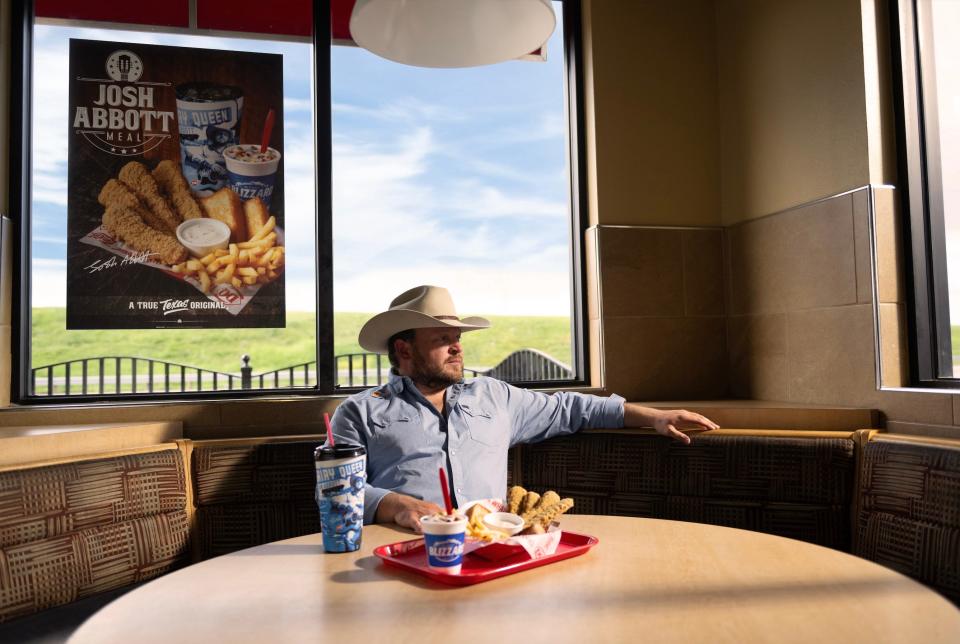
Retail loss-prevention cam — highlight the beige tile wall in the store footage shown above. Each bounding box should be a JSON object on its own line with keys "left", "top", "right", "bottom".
{"left": 594, "top": 225, "right": 727, "bottom": 400}
{"left": 585, "top": 0, "right": 720, "bottom": 227}
{"left": 725, "top": 185, "right": 960, "bottom": 434}
{"left": 716, "top": 0, "right": 872, "bottom": 224}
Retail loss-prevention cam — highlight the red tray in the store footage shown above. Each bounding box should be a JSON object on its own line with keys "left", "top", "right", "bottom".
{"left": 373, "top": 531, "right": 599, "bottom": 586}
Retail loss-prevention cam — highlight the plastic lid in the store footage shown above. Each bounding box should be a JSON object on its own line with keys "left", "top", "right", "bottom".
{"left": 314, "top": 443, "right": 366, "bottom": 460}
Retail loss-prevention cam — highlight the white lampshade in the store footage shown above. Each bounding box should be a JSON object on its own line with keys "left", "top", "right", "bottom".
{"left": 349, "top": 0, "right": 556, "bottom": 68}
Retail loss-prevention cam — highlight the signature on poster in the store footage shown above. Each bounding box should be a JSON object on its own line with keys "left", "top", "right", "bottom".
{"left": 84, "top": 249, "right": 155, "bottom": 274}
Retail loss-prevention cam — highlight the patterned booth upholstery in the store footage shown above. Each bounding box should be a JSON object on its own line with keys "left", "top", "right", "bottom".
{"left": 7, "top": 426, "right": 960, "bottom": 625}
{"left": 517, "top": 430, "right": 857, "bottom": 549}
{"left": 0, "top": 445, "right": 190, "bottom": 623}
{"left": 855, "top": 435, "right": 960, "bottom": 605}
{"left": 190, "top": 437, "right": 322, "bottom": 560}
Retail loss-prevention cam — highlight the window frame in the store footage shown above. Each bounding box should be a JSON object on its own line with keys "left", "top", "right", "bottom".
{"left": 890, "top": 0, "right": 960, "bottom": 388}
{"left": 9, "top": 0, "right": 590, "bottom": 404}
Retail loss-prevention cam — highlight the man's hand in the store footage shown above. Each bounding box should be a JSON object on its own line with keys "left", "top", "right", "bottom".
{"left": 624, "top": 403, "right": 719, "bottom": 445}
{"left": 376, "top": 492, "right": 442, "bottom": 533}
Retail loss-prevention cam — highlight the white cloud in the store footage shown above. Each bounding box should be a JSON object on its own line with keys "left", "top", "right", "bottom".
{"left": 333, "top": 97, "right": 465, "bottom": 124}
{"left": 335, "top": 266, "right": 571, "bottom": 316}
{"left": 284, "top": 97, "right": 313, "bottom": 113}
{"left": 444, "top": 182, "right": 566, "bottom": 220}
{"left": 31, "top": 258, "right": 68, "bottom": 307}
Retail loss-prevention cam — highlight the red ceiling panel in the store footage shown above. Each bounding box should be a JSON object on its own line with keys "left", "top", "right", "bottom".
{"left": 35, "top": 0, "right": 190, "bottom": 27}
{"left": 196, "top": 0, "right": 314, "bottom": 38}
{"left": 36, "top": 0, "right": 350, "bottom": 41}
{"left": 331, "top": 0, "right": 356, "bottom": 41}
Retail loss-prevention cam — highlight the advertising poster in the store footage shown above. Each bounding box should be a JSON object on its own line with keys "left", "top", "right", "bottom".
{"left": 66, "top": 39, "right": 286, "bottom": 329}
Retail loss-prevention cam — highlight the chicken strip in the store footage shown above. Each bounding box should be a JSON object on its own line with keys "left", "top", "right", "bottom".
{"left": 522, "top": 497, "right": 574, "bottom": 529}
{"left": 102, "top": 205, "right": 188, "bottom": 265}
{"left": 519, "top": 491, "right": 541, "bottom": 514}
{"left": 507, "top": 486, "right": 527, "bottom": 514}
{"left": 152, "top": 159, "right": 202, "bottom": 221}
{"left": 98, "top": 179, "right": 172, "bottom": 235}
{"left": 118, "top": 161, "right": 182, "bottom": 235}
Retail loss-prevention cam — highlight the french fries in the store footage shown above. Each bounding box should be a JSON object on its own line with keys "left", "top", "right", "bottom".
{"left": 171, "top": 215, "right": 285, "bottom": 293}
{"left": 464, "top": 503, "right": 498, "bottom": 542}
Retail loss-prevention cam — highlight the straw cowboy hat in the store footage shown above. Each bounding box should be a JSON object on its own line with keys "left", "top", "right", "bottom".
{"left": 358, "top": 285, "right": 491, "bottom": 353}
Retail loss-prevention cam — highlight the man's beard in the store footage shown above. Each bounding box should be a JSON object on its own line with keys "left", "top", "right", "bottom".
{"left": 410, "top": 347, "right": 463, "bottom": 390}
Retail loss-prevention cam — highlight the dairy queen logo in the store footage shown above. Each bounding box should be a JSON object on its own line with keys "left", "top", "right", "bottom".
{"left": 72, "top": 49, "right": 174, "bottom": 157}
{"left": 428, "top": 539, "right": 463, "bottom": 563}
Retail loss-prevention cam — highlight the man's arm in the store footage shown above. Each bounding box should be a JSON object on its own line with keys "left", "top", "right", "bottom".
{"left": 624, "top": 403, "right": 720, "bottom": 444}
{"left": 331, "top": 401, "right": 442, "bottom": 531}
{"left": 330, "top": 402, "right": 399, "bottom": 525}
{"left": 375, "top": 493, "right": 442, "bottom": 533}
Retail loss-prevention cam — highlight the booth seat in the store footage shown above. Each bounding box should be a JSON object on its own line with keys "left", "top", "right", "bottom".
{"left": 854, "top": 434, "right": 960, "bottom": 605}
{"left": 0, "top": 444, "right": 190, "bottom": 624}
{"left": 6, "top": 426, "right": 960, "bottom": 629}
{"left": 518, "top": 429, "right": 859, "bottom": 550}
{"left": 188, "top": 437, "right": 321, "bottom": 560}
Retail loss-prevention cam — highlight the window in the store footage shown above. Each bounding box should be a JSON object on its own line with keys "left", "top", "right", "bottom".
{"left": 891, "top": 0, "right": 960, "bottom": 386}
{"left": 10, "top": 0, "right": 587, "bottom": 402}
{"left": 16, "top": 3, "right": 325, "bottom": 400}
{"left": 331, "top": 0, "right": 586, "bottom": 389}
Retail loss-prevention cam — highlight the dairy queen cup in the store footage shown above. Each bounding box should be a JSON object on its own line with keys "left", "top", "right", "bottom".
{"left": 314, "top": 443, "right": 366, "bottom": 553}
{"left": 175, "top": 82, "right": 243, "bottom": 195}
{"left": 420, "top": 514, "right": 468, "bottom": 574}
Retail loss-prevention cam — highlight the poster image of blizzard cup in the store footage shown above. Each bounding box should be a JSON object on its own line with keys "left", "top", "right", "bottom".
{"left": 65, "top": 38, "right": 286, "bottom": 330}
{"left": 224, "top": 145, "right": 281, "bottom": 209}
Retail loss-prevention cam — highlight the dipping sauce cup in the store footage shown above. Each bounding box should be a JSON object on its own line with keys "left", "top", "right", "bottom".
{"left": 176, "top": 218, "right": 230, "bottom": 257}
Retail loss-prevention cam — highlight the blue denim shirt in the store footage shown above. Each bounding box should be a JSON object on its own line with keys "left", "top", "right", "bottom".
{"left": 331, "top": 374, "right": 625, "bottom": 524}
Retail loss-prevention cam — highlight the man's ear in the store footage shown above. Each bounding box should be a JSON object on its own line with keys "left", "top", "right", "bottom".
{"left": 394, "top": 336, "right": 414, "bottom": 362}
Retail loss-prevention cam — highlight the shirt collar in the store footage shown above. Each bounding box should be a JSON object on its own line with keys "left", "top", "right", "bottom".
{"left": 387, "top": 372, "right": 465, "bottom": 406}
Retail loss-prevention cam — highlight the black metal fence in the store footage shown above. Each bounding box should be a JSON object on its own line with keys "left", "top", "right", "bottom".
{"left": 30, "top": 349, "right": 573, "bottom": 396}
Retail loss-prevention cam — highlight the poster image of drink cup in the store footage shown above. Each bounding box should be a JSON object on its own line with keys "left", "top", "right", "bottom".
{"left": 176, "top": 83, "right": 243, "bottom": 195}
{"left": 66, "top": 39, "right": 286, "bottom": 330}
{"left": 224, "top": 145, "right": 281, "bottom": 209}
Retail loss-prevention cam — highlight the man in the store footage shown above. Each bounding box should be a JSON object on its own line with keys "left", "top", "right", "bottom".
{"left": 331, "top": 285, "right": 719, "bottom": 531}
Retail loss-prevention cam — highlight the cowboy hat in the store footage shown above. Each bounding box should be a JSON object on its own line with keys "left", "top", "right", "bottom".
{"left": 358, "top": 285, "right": 491, "bottom": 353}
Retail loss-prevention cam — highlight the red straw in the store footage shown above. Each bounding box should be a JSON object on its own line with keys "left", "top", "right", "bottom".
{"left": 438, "top": 468, "right": 454, "bottom": 515}
{"left": 323, "top": 412, "right": 335, "bottom": 447}
{"left": 259, "top": 108, "right": 276, "bottom": 154}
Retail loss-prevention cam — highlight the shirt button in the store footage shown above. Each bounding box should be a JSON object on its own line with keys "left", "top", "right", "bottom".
{"left": 450, "top": 449, "right": 456, "bottom": 455}
{"left": 457, "top": 488, "right": 463, "bottom": 493}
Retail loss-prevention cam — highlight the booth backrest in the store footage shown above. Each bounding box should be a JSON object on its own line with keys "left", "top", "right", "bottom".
{"left": 854, "top": 435, "right": 960, "bottom": 605}
{"left": 189, "top": 437, "right": 322, "bottom": 560}
{"left": 0, "top": 444, "right": 190, "bottom": 623}
{"left": 518, "top": 430, "right": 858, "bottom": 549}
{"left": 7, "top": 426, "right": 960, "bottom": 625}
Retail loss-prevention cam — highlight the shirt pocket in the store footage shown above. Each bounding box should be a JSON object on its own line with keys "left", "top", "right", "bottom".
{"left": 461, "top": 404, "right": 504, "bottom": 448}
{"left": 368, "top": 412, "right": 415, "bottom": 447}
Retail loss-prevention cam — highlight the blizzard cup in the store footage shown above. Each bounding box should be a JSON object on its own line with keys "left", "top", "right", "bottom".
{"left": 420, "top": 514, "right": 468, "bottom": 574}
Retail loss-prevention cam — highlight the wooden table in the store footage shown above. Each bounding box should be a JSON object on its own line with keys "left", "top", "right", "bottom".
{"left": 69, "top": 515, "right": 960, "bottom": 643}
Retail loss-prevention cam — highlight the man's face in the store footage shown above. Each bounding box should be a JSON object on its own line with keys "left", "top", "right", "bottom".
{"left": 404, "top": 327, "right": 464, "bottom": 389}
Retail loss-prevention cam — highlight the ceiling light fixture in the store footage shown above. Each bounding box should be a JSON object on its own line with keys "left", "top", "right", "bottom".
{"left": 349, "top": 0, "right": 556, "bottom": 69}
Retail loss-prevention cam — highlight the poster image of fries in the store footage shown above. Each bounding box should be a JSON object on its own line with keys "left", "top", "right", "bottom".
{"left": 79, "top": 221, "right": 285, "bottom": 317}
{"left": 170, "top": 217, "right": 285, "bottom": 293}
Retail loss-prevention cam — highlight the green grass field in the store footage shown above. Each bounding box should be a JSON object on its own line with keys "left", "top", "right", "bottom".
{"left": 30, "top": 308, "right": 571, "bottom": 375}
{"left": 954, "top": 325, "right": 960, "bottom": 372}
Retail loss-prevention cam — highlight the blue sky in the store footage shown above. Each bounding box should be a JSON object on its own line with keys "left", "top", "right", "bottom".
{"left": 31, "top": 5, "right": 573, "bottom": 317}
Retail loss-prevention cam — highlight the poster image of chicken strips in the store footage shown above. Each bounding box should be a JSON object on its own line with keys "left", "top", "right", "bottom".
{"left": 66, "top": 39, "right": 285, "bottom": 329}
